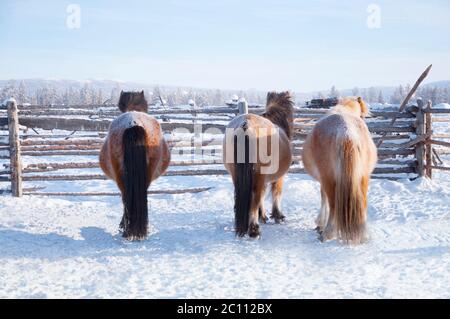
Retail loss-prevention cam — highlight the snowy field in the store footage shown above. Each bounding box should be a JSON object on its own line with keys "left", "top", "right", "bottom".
{"left": 0, "top": 171, "right": 449, "bottom": 298}
{"left": 0, "top": 104, "right": 449, "bottom": 299}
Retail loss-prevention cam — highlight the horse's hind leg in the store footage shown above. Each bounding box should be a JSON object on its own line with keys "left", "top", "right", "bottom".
{"left": 315, "top": 187, "right": 329, "bottom": 233}
{"left": 258, "top": 187, "right": 268, "bottom": 223}
{"left": 249, "top": 176, "right": 265, "bottom": 238}
{"left": 319, "top": 180, "right": 337, "bottom": 242}
{"left": 259, "top": 206, "right": 268, "bottom": 223}
{"left": 270, "top": 178, "right": 285, "bottom": 223}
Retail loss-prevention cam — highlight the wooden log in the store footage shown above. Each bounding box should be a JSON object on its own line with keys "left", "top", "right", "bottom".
{"left": 373, "top": 166, "right": 415, "bottom": 174}
{"left": 422, "top": 108, "right": 450, "bottom": 114}
{"left": 378, "top": 159, "right": 417, "bottom": 167}
{"left": 381, "top": 134, "right": 430, "bottom": 149}
{"left": 23, "top": 187, "right": 213, "bottom": 196}
{"left": 294, "top": 123, "right": 415, "bottom": 133}
{"left": 432, "top": 134, "right": 450, "bottom": 139}
{"left": 19, "top": 161, "right": 416, "bottom": 181}
{"left": 7, "top": 99, "right": 22, "bottom": 197}
{"left": 23, "top": 161, "right": 100, "bottom": 172}
{"left": 20, "top": 145, "right": 416, "bottom": 158}
{"left": 22, "top": 150, "right": 100, "bottom": 156}
{"left": 370, "top": 111, "right": 415, "bottom": 119}
{"left": 22, "top": 174, "right": 107, "bottom": 181}
{"left": 372, "top": 134, "right": 411, "bottom": 141}
{"left": 427, "top": 165, "right": 450, "bottom": 171}
{"left": 377, "top": 64, "right": 432, "bottom": 147}
{"left": 21, "top": 138, "right": 104, "bottom": 146}
{"left": 427, "top": 139, "right": 450, "bottom": 148}
{"left": 430, "top": 117, "right": 450, "bottom": 123}
{"left": 377, "top": 148, "right": 415, "bottom": 156}
{"left": 17, "top": 104, "right": 117, "bottom": 110}
{"left": 14, "top": 105, "right": 417, "bottom": 119}
{"left": 432, "top": 147, "right": 443, "bottom": 165}
{"left": 21, "top": 133, "right": 107, "bottom": 139}
{"left": 21, "top": 144, "right": 102, "bottom": 152}
{"left": 159, "top": 115, "right": 233, "bottom": 121}
{"left": 370, "top": 176, "right": 404, "bottom": 181}
{"left": 19, "top": 117, "right": 112, "bottom": 131}
{"left": 21, "top": 159, "right": 224, "bottom": 173}
{"left": 425, "top": 101, "right": 432, "bottom": 178}
{"left": 17, "top": 110, "right": 121, "bottom": 117}
{"left": 415, "top": 103, "right": 425, "bottom": 177}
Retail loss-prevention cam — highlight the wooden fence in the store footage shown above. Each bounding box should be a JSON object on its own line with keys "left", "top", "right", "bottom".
{"left": 0, "top": 98, "right": 449, "bottom": 197}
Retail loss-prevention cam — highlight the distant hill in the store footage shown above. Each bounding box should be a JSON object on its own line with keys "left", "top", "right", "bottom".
{"left": 423, "top": 80, "right": 450, "bottom": 89}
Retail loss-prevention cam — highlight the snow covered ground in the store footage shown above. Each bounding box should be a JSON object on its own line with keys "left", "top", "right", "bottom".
{"left": 0, "top": 170, "right": 449, "bottom": 298}
{"left": 0, "top": 104, "right": 449, "bottom": 299}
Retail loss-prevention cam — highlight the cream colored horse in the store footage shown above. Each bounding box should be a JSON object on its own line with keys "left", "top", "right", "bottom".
{"left": 302, "top": 97, "right": 377, "bottom": 244}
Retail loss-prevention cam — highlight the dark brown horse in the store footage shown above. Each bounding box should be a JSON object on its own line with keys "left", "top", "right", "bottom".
{"left": 100, "top": 91, "right": 170, "bottom": 240}
{"left": 223, "top": 92, "right": 294, "bottom": 238}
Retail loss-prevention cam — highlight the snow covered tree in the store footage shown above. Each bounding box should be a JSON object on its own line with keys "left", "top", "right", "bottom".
{"left": 316, "top": 91, "right": 325, "bottom": 99}
{"left": 367, "top": 87, "right": 377, "bottom": 103}
{"left": 0, "top": 80, "right": 17, "bottom": 103}
{"left": 329, "top": 86, "right": 339, "bottom": 98}
{"left": 17, "top": 81, "right": 27, "bottom": 104}
{"left": 377, "top": 90, "right": 384, "bottom": 104}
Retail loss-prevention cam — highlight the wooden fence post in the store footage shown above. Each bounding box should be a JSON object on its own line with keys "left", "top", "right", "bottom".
{"left": 415, "top": 99, "right": 425, "bottom": 177}
{"left": 238, "top": 98, "right": 248, "bottom": 115}
{"left": 7, "top": 98, "right": 23, "bottom": 197}
{"left": 425, "top": 100, "right": 433, "bottom": 179}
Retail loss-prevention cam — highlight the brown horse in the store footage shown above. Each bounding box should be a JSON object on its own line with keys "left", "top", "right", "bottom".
{"left": 100, "top": 91, "right": 170, "bottom": 240}
{"left": 302, "top": 97, "right": 377, "bottom": 244}
{"left": 223, "top": 92, "right": 294, "bottom": 238}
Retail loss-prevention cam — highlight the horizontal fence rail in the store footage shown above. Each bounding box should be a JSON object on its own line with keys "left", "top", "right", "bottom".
{"left": 0, "top": 99, "right": 449, "bottom": 197}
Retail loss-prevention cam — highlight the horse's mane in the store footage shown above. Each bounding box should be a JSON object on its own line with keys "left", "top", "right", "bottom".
{"left": 329, "top": 97, "right": 370, "bottom": 118}
{"left": 262, "top": 91, "right": 295, "bottom": 140}
{"left": 118, "top": 91, "right": 148, "bottom": 113}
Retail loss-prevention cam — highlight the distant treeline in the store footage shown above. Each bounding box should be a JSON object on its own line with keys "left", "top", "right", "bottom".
{"left": 1, "top": 80, "right": 449, "bottom": 107}
{"left": 314, "top": 85, "right": 450, "bottom": 105}
{"left": 0, "top": 81, "right": 267, "bottom": 107}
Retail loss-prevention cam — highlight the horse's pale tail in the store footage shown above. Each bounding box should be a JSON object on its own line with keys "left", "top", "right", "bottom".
{"left": 335, "top": 139, "right": 367, "bottom": 244}
{"left": 233, "top": 134, "right": 254, "bottom": 237}
{"left": 122, "top": 126, "right": 149, "bottom": 240}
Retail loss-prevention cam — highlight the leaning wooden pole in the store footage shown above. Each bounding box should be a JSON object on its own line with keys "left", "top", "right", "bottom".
{"left": 377, "top": 64, "right": 432, "bottom": 147}
{"left": 7, "top": 99, "right": 23, "bottom": 197}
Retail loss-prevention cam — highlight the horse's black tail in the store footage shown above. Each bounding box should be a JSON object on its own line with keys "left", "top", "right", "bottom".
{"left": 122, "top": 126, "right": 149, "bottom": 240}
{"left": 233, "top": 134, "right": 254, "bottom": 237}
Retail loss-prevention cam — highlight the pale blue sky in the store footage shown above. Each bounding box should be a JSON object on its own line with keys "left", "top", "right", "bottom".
{"left": 1, "top": 0, "right": 449, "bottom": 91}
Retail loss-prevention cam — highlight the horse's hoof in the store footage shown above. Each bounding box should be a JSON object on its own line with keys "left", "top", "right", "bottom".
{"left": 249, "top": 224, "right": 261, "bottom": 238}
{"left": 271, "top": 215, "right": 285, "bottom": 224}
{"left": 318, "top": 233, "right": 326, "bottom": 243}
{"left": 314, "top": 226, "right": 323, "bottom": 235}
